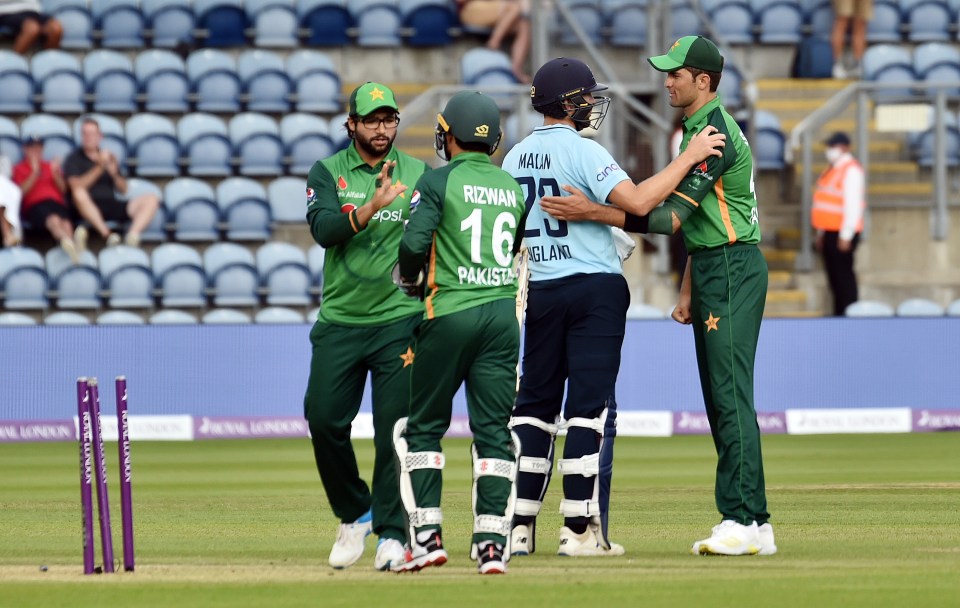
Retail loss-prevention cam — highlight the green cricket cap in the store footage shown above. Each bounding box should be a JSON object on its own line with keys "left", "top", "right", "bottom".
{"left": 348, "top": 82, "right": 399, "bottom": 116}
{"left": 648, "top": 36, "right": 724, "bottom": 73}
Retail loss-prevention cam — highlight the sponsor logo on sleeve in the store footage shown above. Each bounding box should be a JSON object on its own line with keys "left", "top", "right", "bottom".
{"left": 409, "top": 190, "right": 421, "bottom": 212}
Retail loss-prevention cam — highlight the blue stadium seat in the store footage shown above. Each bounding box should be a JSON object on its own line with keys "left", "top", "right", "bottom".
{"left": 125, "top": 178, "right": 166, "bottom": 241}
{"left": 947, "top": 297, "right": 960, "bottom": 317}
{"left": 255, "top": 306, "right": 305, "bottom": 323}
{"left": 461, "top": 48, "right": 518, "bottom": 110}
{"left": 0, "top": 312, "right": 37, "bottom": 325}
{"left": 0, "top": 116, "right": 22, "bottom": 164}
{"left": 151, "top": 243, "right": 207, "bottom": 308}
{"left": 98, "top": 245, "right": 153, "bottom": 308}
{"left": 626, "top": 303, "right": 666, "bottom": 319}
{"left": 91, "top": 0, "right": 146, "bottom": 48}
{"left": 73, "top": 113, "right": 126, "bottom": 169}
{"left": 216, "top": 177, "right": 272, "bottom": 241}
{"left": 702, "top": 0, "right": 754, "bottom": 44}
{"left": 503, "top": 108, "right": 539, "bottom": 151}
{"left": 297, "top": 0, "right": 354, "bottom": 46}
{"left": 281, "top": 113, "right": 333, "bottom": 176}
{"left": 399, "top": 0, "right": 457, "bottom": 46}
{"left": 126, "top": 113, "right": 180, "bottom": 177}
{"left": 31, "top": 49, "right": 85, "bottom": 114}
{"left": 862, "top": 44, "right": 916, "bottom": 101}
{"left": 866, "top": 0, "right": 904, "bottom": 43}
{"left": 800, "top": 0, "right": 833, "bottom": 38}
{"left": 751, "top": 110, "right": 787, "bottom": 170}
{"left": 142, "top": 0, "right": 194, "bottom": 47}
{"left": 149, "top": 309, "right": 198, "bottom": 324}
{"left": 203, "top": 242, "right": 259, "bottom": 307}
{"left": 194, "top": 0, "right": 249, "bottom": 47}
{"left": 268, "top": 176, "right": 308, "bottom": 222}
{"left": 202, "top": 308, "right": 252, "bottom": 324}
{"left": 247, "top": 0, "right": 299, "bottom": 47}
{"left": 903, "top": 0, "right": 952, "bottom": 42}
{"left": 44, "top": 310, "right": 91, "bottom": 324}
{"left": 187, "top": 49, "right": 242, "bottom": 113}
{"left": 670, "top": 1, "right": 701, "bottom": 39}
{"left": 602, "top": 0, "right": 647, "bottom": 47}
{"left": 238, "top": 50, "right": 292, "bottom": 113}
{"left": 0, "top": 51, "right": 34, "bottom": 113}
{"left": 46, "top": 248, "right": 101, "bottom": 309}
{"left": 0, "top": 247, "right": 49, "bottom": 309}
{"left": 83, "top": 49, "right": 137, "bottom": 113}
{"left": 136, "top": 50, "right": 190, "bottom": 113}
{"left": 286, "top": 50, "right": 341, "bottom": 113}
{"left": 229, "top": 113, "right": 283, "bottom": 177}
{"left": 256, "top": 242, "right": 311, "bottom": 306}
{"left": 164, "top": 177, "right": 220, "bottom": 241}
{"left": 753, "top": 0, "right": 804, "bottom": 44}
{"left": 556, "top": 0, "right": 603, "bottom": 46}
{"left": 307, "top": 243, "right": 325, "bottom": 297}
{"left": 718, "top": 62, "right": 745, "bottom": 109}
{"left": 329, "top": 112, "right": 350, "bottom": 150}
{"left": 177, "top": 113, "right": 232, "bottom": 177}
{"left": 896, "top": 297, "right": 945, "bottom": 316}
{"left": 96, "top": 310, "right": 145, "bottom": 324}
{"left": 20, "top": 114, "right": 73, "bottom": 161}
{"left": 45, "top": 0, "right": 94, "bottom": 49}
{"left": 845, "top": 300, "right": 894, "bottom": 317}
{"left": 913, "top": 42, "right": 960, "bottom": 97}
{"left": 915, "top": 126, "right": 960, "bottom": 167}
{"left": 350, "top": 0, "right": 402, "bottom": 46}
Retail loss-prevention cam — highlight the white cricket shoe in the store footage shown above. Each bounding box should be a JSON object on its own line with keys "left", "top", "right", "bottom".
{"left": 374, "top": 538, "right": 406, "bottom": 571}
{"left": 328, "top": 512, "right": 372, "bottom": 569}
{"left": 510, "top": 524, "right": 533, "bottom": 556}
{"left": 758, "top": 523, "right": 778, "bottom": 555}
{"left": 691, "top": 520, "right": 760, "bottom": 556}
{"left": 558, "top": 525, "right": 625, "bottom": 557}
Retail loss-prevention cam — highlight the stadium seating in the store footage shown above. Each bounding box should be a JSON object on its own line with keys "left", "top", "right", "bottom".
{"left": 399, "top": 0, "right": 458, "bottom": 46}
{"left": 255, "top": 306, "right": 305, "bottom": 323}
{"left": 126, "top": 113, "right": 179, "bottom": 177}
{"left": 626, "top": 303, "right": 666, "bottom": 319}
{"left": 164, "top": 177, "right": 220, "bottom": 241}
{"left": 202, "top": 308, "right": 252, "bottom": 323}
{"left": 802, "top": 0, "right": 834, "bottom": 39}
{"left": 149, "top": 309, "right": 199, "bottom": 324}
{"left": 46, "top": 248, "right": 101, "bottom": 309}
{"left": 32, "top": 50, "right": 85, "bottom": 114}
{"left": 216, "top": 177, "right": 272, "bottom": 240}
{"left": 92, "top": 0, "right": 146, "bottom": 48}
{"left": 702, "top": 0, "right": 754, "bottom": 44}
{"left": 286, "top": 50, "right": 341, "bottom": 113}
{"left": 670, "top": 1, "right": 701, "bottom": 39}
{"left": 329, "top": 112, "right": 350, "bottom": 150}
{"left": 297, "top": 0, "right": 354, "bottom": 46}
{"left": 0, "top": 116, "right": 22, "bottom": 164}
{"left": 177, "top": 113, "right": 232, "bottom": 177}
{"left": 752, "top": 110, "right": 787, "bottom": 170}
{"left": 247, "top": 0, "right": 299, "bottom": 47}
{"left": 97, "top": 310, "right": 145, "bottom": 324}
{"left": 0, "top": 248, "right": 49, "bottom": 310}
{"left": 136, "top": 49, "right": 190, "bottom": 113}
{"left": 238, "top": 50, "right": 292, "bottom": 113}
{"left": 229, "top": 113, "right": 284, "bottom": 176}
{"left": 753, "top": 0, "right": 804, "bottom": 44}
{"left": 845, "top": 300, "right": 895, "bottom": 317}
{"left": 99, "top": 245, "right": 154, "bottom": 308}
{"left": 46, "top": 0, "right": 94, "bottom": 49}
{"left": 461, "top": 48, "right": 520, "bottom": 110}
{"left": 44, "top": 310, "right": 91, "bottom": 325}
{"left": 20, "top": 114, "right": 73, "bottom": 161}
{"left": 867, "top": 0, "right": 904, "bottom": 43}
{"left": 556, "top": 0, "right": 604, "bottom": 46}
{"left": 0, "top": 52, "right": 34, "bottom": 114}
{"left": 0, "top": 312, "right": 37, "bottom": 325}
{"left": 947, "top": 298, "right": 960, "bottom": 317}
{"left": 256, "top": 242, "right": 311, "bottom": 306}
{"left": 913, "top": 42, "right": 960, "bottom": 97}
{"left": 194, "top": 0, "right": 249, "bottom": 47}
{"left": 281, "top": 113, "right": 333, "bottom": 175}
{"left": 268, "top": 176, "right": 308, "bottom": 222}
{"left": 151, "top": 243, "right": 207, "bottom": 308}
{"left": 187, "top": 49, "right": 242, "bottom": 113}
{"left": 203, "top": 242, "right": 259, "bottom": 307}
{"left": 603, "top": 0, "right": 647, "bottom": 47}
{"left": 896, "top": 297, "right": 945, "bottom": 316}
{"left": 862, "top": 44, "right": 916, "bottom": 101}
{"left": 142, "top": 0, "right": 195, "bottom": 48}
{"left": 718, "top": 63, "right": 745, "bottom": 109}
{"left": 307, "top": 243, "right": 324, "bottom": 298}
{"left": 904, "top": 0, "right": 953, "bottom": 42}
{"left": 125, "top": 178, "right": 167, "bottom": 241}
{"left": 350, "top": 0, "right": 402, "bottom": 46}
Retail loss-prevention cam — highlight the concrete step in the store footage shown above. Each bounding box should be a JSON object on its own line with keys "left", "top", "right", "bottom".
{"left": 768, "top": 269, "right": 795, "bottom": 289}
{"left": 765, "top": 288, "right": 808, "bottom": 315}
{"left": 775, "top": 226, "right": 801, "bottom": 250}
{"left": 766, "top": 309, "right": 826, "bottom": 318}
{"left": 762, "top": 247, "right": 797, "bottom": 270}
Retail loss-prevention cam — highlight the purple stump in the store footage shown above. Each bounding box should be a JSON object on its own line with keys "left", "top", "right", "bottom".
{"left": 115, "top": 376, "right": 134, "bottom": 572}
{"left": 77, "top": 378, "right": 95, "bottom": 575}
{"left": 87, "top": 378, "right": 115, "bottom": 573}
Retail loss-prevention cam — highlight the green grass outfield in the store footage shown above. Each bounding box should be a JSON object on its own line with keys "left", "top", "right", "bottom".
{"left": 1, "top": 433, "right": 958, "bottom": 607}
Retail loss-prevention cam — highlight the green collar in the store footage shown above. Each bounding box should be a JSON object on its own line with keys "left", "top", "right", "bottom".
{"left": 449, "top": 151, "right": 491, "bottom": 165}
{"left": 345, "top": 142, "right": 398, "bottom": 171}
{"left": 682, "top": 95, "right": 722, "bottom": 131}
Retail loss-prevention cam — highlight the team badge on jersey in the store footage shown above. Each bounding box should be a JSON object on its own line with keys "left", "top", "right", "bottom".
{"left": 409, "top": 190, "right": 421, "bottom": 212}
{"left": 337, "top": 175, "right": 348, "bottom": 190}
{"left": 306, "top": 187, "right": 317, "bottom": 205}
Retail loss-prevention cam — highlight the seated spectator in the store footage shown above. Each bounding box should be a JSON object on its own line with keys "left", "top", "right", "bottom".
{"left": 63, "top": 117, "right": 160, "bottom": 248}
{"left": 12, "top": 135, "right": 81, "bottom": 259}
{"left": 0, "top": 154, "right": 22, "bottom": 247}
{"left": 457, "top": 0, "right": 531, "bottom": 83}
{"left": 0, "top": 0, "right": 63, "bottom": 55}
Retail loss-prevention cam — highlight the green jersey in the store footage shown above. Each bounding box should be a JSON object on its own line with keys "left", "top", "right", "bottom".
{"left": 306, "top": 143, "right": 429, "bottom": 326}
{"left": 398, "top": 152, "right": 525, "bottom": 320}
{"left": 666, "top": 96, "right": 761, "bottom": 252}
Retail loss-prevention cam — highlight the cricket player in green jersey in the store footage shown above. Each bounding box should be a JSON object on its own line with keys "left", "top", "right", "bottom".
{"left": 539, "top": 37, "right": 776, "bottom": 557}
{"left": 390, "top": 91, "right": 525, "bottom": 575}
{"left": 303, "top": 82, "right": 429, "bottom": 571}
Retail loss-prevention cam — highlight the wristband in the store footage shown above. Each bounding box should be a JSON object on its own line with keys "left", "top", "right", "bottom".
{"left": 622, "top": 213, "right": 649, "bottom": 234}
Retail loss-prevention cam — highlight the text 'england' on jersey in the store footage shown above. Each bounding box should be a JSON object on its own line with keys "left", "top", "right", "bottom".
{"left": 502, "top": 125, "right": 630, "bottom": 281}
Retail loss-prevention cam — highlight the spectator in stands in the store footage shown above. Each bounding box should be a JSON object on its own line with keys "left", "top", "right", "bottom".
{"left": 0, "top": 0, "right": 63, "bottom": 54}
{"left": 457, "top": 0, "right": 532, "bottom": 83}
{"left": 63, "top": 117, "right": 160, "bottom": 248}
{"left": 12, "top": 135, "right": 84, "bottom": 261}
{"left": 0, "top": 154, "right": 22, "bottom": 248}
{"left": 812, "top": 131, "right": 865, "bottom": 316}
{"left": 830, "top": 0, "right": 872, "bottom": 79}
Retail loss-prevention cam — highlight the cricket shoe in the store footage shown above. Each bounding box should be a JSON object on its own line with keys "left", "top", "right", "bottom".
{"left": 510, "top": 523, "right": 534, "bottom": 556}
{"left": 758, "top": 523, "right": 778, "bottom": 556}
{"left": 558, "top": 525, "right": 625, "bottom": 557}
{"left": 374, "top": 538, "right": 406, "bottom": 571}
{"left": 328, "top": 510, "right": 372, "bottom": 569}
{"left": 691, "top": 520, "right": 760, "bottom": 556}
{"left": 476, "top": 541, "right": 507, "bottom": 575}
{"left": 390, "top": 531, "right": 447, "bottom": 573}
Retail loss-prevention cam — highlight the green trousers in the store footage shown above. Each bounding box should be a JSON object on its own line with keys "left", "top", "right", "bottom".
{"left": 406, "top": 299, "right": 519, "bottom": 545}
{"left": 304, "top": 313, "right": 420, "bottom": 542}
{"left": 689, "top": 243, "right": 770, "bottom": 526}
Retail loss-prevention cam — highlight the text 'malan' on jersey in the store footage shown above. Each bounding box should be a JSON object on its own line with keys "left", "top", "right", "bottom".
{"left": 502, "top": 124, "right": 630, "bottom": 281}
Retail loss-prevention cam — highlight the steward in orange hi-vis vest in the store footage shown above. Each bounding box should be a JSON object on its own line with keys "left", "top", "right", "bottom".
{"left": 812, "top": 157, "right": 864, "bottom": 233}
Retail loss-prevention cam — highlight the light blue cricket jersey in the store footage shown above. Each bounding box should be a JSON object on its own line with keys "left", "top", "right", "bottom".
{"left": 502, "top": 124, "right": 630, "bottom": 281}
